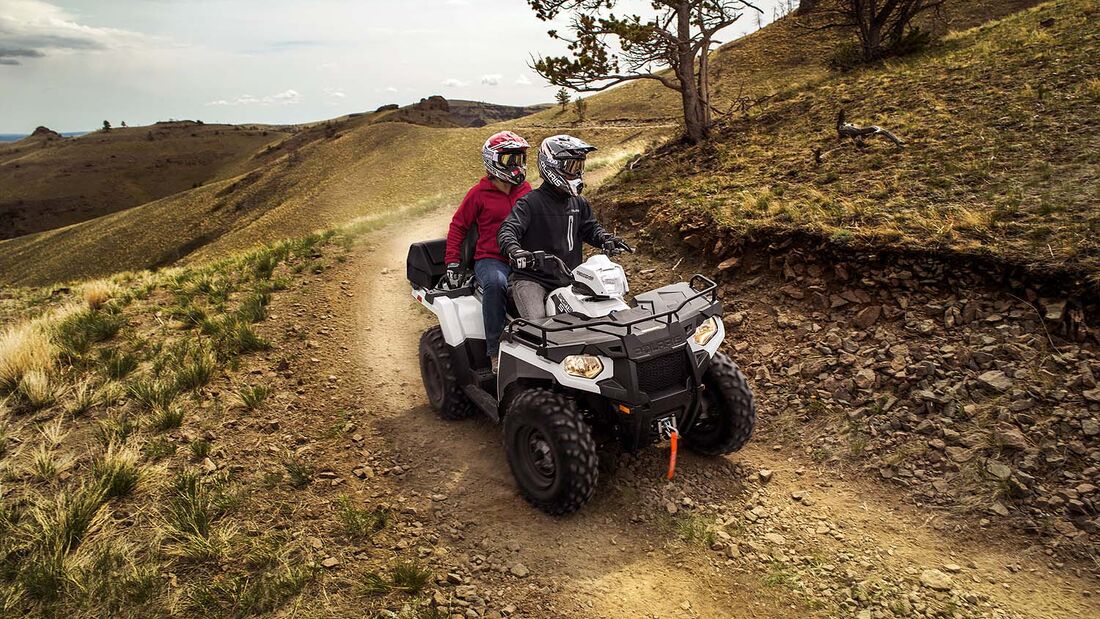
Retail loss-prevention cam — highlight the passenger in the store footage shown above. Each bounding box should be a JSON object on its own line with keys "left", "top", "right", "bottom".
{"left": 443, "top": 131, "right": 532, "bottom": 372}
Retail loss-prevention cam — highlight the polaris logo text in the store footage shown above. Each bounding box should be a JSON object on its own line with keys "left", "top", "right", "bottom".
{"left": 635, "top": 337, "right": 682, "bottom": 356}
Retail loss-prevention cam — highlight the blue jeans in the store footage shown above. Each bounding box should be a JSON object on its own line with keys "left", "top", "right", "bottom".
{"left": 474, "top": 259, "right": 510, "bottom": 358}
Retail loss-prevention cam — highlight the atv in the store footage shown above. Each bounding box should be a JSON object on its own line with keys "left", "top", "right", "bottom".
{"left": 407, "top": 238, "right": 755, "bottom": 515}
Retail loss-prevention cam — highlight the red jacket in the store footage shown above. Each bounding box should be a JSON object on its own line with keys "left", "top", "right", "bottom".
{"left": 445, "top": 177, "right": 531, "bottom": 265}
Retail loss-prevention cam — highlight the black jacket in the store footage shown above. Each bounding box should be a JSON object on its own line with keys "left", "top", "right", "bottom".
{"left": 498, "top": 183, "right": 615, "bottom": 289}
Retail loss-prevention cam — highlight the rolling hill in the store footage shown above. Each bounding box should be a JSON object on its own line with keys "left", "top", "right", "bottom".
{"left": 0, "top": 122, "right": 290, "bottom": 239}
{"left": 0, "top": 0, "right": 1055, "bottom": 288}
{"left": 0, "top": 120, "right": 658, "bottom": 287}
{"left": 597, "top": 0, "right": 1098, "bottom": 283}
{"left": 0, "top": 99, "right": 546, "bottom": 246}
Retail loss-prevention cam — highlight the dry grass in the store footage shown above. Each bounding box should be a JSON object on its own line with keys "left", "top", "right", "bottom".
{"left": 0, "top": 226, "right": 354, "bottom": 617}
{"left": 0, "top": 322, "right": 55, "bottom": 391}
{"left": 18, "top": 370, "right": 56, "bottom": 410}
{"left": 0, "top": 122, "right": 292, "bottom": 241}
{"left": 0, "top": 121, "right": 656, "bottom": 288}
{"left": 80, "top": 280, "right": 117, "bottom": 310}
{"left": 66, "top": 379, "right": 101, "bottom": 417}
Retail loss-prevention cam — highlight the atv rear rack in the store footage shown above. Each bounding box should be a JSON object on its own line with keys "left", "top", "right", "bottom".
{"left": 504, "top": 274, "right": 719, "bottom": 352}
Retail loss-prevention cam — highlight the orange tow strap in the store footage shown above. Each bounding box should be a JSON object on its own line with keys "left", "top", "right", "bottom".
{"left": 667, "top": 431, "right": 679, "bottom": 479}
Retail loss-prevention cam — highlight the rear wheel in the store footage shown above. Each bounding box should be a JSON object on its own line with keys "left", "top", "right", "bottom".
{"left": 682, "top": 352, "right": 755, "bottom": 455}
{"left": 418, "top": 327, "right": 475, "bottom": 420}
{"left": 504, "top": 389, "right": 598, "bottom": 515}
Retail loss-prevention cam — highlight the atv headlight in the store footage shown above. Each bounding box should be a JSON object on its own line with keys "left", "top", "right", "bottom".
{"left": 692, "top": 316, "right": 720, "bottom": 347}
{"left": 562, "top": 354, "right": 603, "bottom": 379}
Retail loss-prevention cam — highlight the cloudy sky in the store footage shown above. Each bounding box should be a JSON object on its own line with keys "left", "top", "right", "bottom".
{"left": 0, "top": 0, "right": 788, "bottom": 133}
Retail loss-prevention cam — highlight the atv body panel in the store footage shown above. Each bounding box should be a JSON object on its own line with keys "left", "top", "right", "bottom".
{"left": 407, "top": 238, "right": 753, "bottom": 513}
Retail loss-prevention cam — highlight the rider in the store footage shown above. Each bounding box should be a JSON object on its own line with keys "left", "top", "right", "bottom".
{"left": 443, "top": 131, "right": 532, "bottom": 371}
{"left": 497, "top": 134, "right": 631, "bottom": 320}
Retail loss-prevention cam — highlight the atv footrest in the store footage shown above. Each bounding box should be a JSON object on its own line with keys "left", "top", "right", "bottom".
{"left": 462, "top": 384, "right": 499, "bottom": 422}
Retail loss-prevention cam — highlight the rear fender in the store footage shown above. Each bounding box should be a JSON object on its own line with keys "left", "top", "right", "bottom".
{"left": 412, "top": 287, "right": 485, "bottom": 346}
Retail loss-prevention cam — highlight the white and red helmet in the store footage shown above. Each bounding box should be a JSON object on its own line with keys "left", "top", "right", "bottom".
{"left": 482, "top": 131, "right": 530, "bottom": 185}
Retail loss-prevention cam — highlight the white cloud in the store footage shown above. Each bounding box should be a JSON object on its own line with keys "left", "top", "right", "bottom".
{"left": 385, "top": 86, "right": 398, "bottom": 93}
{"left": 206, "top": 89, "right": 301, "bottom": 106}
{"left": 515, "top": 74, "right": 532, "bottom": 86}
{"left": 480, "top": 73, "right": 502, "bottom": 86}
{"left": 324, "top": 87, "right": 346, "bottom": 99}
{"left": 0, "top": 0, "right": 152, "bottom": 65}
{"left": 444, "top": 0, "right": 470, "bottom": 6}
{"left": 441, "top": 78, "right": 467, "bottom": 88}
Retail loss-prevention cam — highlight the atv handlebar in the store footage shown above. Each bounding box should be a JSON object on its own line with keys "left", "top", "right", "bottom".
{"left": 524, "top": 251, "right": 570, "bottom": 276}
{"left": 516, "top": 245, "right": 628, "bottom": 277}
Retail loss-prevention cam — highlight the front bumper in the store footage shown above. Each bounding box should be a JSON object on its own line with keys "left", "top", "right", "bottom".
{"left": 598, "top": 346, "right": 715, "bottom": 450}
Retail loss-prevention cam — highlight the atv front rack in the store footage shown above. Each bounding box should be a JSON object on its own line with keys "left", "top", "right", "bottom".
{"left": 504, "top": 274, "right": 719, "bottom": 354}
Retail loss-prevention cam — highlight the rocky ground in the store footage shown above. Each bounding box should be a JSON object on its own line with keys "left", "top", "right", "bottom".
{"left": 624, "top": 241, "right": 1100, "bottom": 560}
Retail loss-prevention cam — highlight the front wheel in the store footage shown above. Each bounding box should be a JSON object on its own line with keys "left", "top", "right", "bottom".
{"left": 503, "top": 389, "right": 598, "bottom": 515}
{"left": 682, "top": 352, "right": 755, "bottom": 455}
{"left": 419, "top": 327, "right": 475, "bottom": 420}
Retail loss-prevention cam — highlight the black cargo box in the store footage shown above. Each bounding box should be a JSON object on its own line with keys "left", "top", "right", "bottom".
{"left": 407, "top": 239, "right": 447, "bottom": 289}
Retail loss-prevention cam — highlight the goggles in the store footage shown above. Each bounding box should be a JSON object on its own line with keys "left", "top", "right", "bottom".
{"left": 498, "top": 152, "right": 527, "bottom": 167}
{"left": 559, "top": 157, "right": 585, "bottom": 175}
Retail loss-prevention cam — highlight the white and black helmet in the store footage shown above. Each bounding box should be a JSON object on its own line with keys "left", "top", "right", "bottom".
{"left": 537, "top": 134, "right": 597, "bottom": 196}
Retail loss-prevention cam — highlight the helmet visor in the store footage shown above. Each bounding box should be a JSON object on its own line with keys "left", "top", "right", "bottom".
{"left": 560, "top": 157, "right": 585, "bottom": 175}
{"left": 498, "top": 152, "right": 526, "bottom": 167}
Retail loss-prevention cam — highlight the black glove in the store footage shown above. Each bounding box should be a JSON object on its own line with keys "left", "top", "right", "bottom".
{"left": 443, "top": 263, "right": 465, "bottom": 289}
{"left": 508, "top": 248, "right": 536, "bottom": 270}
{"left": 603, "top": 238, "right": 634, "bottom": 255}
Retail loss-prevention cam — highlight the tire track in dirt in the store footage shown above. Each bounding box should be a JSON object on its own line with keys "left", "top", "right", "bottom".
{"left": 331, "top": 207, "right": 1100, "bottom": 618}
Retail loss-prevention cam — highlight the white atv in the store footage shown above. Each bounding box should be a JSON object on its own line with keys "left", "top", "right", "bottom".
{"left": 407, "top": 239, "right": 755, "bottom": 515}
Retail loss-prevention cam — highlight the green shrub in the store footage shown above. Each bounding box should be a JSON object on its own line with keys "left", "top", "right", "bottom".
{"left": 281, "top": 452, "right": 312, "bottom": 488}
{"left": 237, "top": 385, "right": 270, "bottom": 411}
{"left": 174, "top": 347, "right": 216, "bottom": 391}
{"left": 95, "top": 413, "right": 140, "bottom": 446}
{"left": 91, "top": 443, "right": 144, "bottom": 498}
{"left": 151, "top": 405, "right": 185, "bottom": 431}
{"left": 362, "top": 560, "right": 431, "bottom": 596}
{"left": 142, "top": 437, "right": 177, "bottom": 460}
{"left": 164, "top": 470, "right": 233, "bottom": 539}
{"left": 53, "top": 309, "right": 125, "bottom": 358}
{"left": 128, "top": 378, "right": 177, "bottom": 410}
{"left": 99, "top": 348, "right": 138, "bottom": 380}
{"left": 337, "top": 496, "right": 389, "bottom": 539}
{"left": 189, "top": 439, "right": 211, "bottom": 461}
{"left": 238, "top": 292, "right": 271, "bottom": 323}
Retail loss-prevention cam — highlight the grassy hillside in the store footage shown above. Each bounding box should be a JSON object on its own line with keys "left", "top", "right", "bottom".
{"left": 0, "top": 123, "right": 290, "bottom": 240}
{"left": 599, "top": 0, "right": 1099, "bottom": 281}
{"left": 0, "top": 229, "right": 373, "bottom": 617}
{"left": 0, "top": 100, "right": 544, "bottom": 246}
{"left": 520, "top": 0, "right": 1042, "bottom": 128}
{"left": 0, "top": 121, "right": 659, "bottom": 287}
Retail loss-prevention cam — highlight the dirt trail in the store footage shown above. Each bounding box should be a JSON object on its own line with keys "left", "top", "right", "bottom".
{"left": 319, "top": 206, "right": 1100, "bottom": 618}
